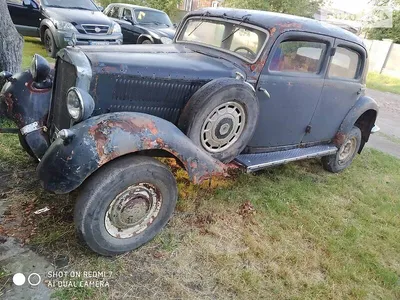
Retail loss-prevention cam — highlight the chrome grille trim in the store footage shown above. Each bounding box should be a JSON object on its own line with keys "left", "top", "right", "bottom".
{"left": 81, "top": 24, "right": 110, "bottom": 35}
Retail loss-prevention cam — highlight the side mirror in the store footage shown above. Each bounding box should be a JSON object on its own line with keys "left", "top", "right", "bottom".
{"left": 23, "top": 0, "right": 33, "bottom": 7}
{"left": 123, "top": 16, "right": 134, "bottom": 24}
{"left": 98, "top": 6, "right": 104, "bottom": 12}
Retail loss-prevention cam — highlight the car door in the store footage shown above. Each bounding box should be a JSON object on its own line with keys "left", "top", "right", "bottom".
{"left": 119, "top": 8, "right": 139, "bottom": 44}
{"left": 7, "top": 0, "right": 42, "bottom": 37}
{"left": 248, "top": 32, "right": 334, "bottom": 149}
{"left": 302, "top": 39, "right": 366, "bottom": 143}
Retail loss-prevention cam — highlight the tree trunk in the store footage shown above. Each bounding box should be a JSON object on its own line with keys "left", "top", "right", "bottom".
{"left": 0, "top": 0, "right": 23, "bottom": 89}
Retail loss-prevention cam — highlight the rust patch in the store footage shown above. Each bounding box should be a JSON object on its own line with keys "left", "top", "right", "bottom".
{"left": 333, "top": 132, "right": 346, "bottom": 146}
{"left": 4, "top": 93, "right": 13, "bottom": 115}
{"left": 88, "top": 118, "right": 160, "bottom": 165}
{"left": 279, "top": 22, "right": 303, "bottom": 29}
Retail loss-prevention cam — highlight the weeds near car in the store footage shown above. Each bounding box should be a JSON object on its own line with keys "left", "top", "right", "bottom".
{"left": 367, "top": 72, "right": 400, "bottom": 95}
{"left": 0, "top": 126, "right": 399, "bottom": 299}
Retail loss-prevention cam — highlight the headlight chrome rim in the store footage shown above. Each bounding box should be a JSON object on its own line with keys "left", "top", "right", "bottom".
{"left": 67, "top": 87, "right": 85, "bottom": 122}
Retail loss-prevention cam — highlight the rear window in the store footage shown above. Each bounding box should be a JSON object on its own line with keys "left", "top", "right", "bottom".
{"left": 328, "top": 47, "right": 361, "bottom": 79}
{"left": 269, "top": 40, "right": 326, "bottom": 74}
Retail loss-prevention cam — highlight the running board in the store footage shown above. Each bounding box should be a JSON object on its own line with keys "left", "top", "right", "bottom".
{"left": 235, "top": 145, "right": 338, "bottom": 172}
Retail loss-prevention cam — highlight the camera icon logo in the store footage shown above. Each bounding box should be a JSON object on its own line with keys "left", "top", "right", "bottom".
{"left": 12, "top": 273, "right": 42, "bottom": 286}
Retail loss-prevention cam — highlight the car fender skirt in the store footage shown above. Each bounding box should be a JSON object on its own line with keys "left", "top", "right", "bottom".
{"left": 37, "top": 112, "right": 227, "bottom": 194}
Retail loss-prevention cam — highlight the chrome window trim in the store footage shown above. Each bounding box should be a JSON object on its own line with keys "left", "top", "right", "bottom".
{"left": 175, "top": 16, "right": 270, "bottom": 64}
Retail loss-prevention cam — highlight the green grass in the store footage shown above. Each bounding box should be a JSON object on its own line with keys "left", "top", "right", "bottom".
{"left": 1, "top": 132, "right": 399, "bottom": 299}
{"left": 22, "top": 37, "right": 54, "bottom": 69}
{"left": 367, "top": 72, "right": 400, "bottom": 95}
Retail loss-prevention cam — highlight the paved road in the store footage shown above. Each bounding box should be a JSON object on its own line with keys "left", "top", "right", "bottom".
{"left": 366, "top": 89, "right": 400, "bottom": 159}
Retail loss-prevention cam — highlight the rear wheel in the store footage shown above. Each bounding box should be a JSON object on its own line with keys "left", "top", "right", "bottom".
{"left": 322, "top": 126, "right": 362, "bottom": 173}
{"left": 74, "top": 155, "right": 178, "bottom": 256}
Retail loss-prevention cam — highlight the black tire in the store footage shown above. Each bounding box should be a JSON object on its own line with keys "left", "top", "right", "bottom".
{"left": 178, "top": 78, "right": 259, "bottom": 163}
{"left": 322, "top": 126, "right": 362, "bottom": 173}
{"left": 74, "top": 155, "right": 178, "bottom": 256}
{"left": 44, "top": 29, "right": 59, "bottom": 58}
{"left": 18, "top": 133, "right": 37, "bottom": 160}
{"left": 141, "top": 39, "right": 152, "bottom": 44}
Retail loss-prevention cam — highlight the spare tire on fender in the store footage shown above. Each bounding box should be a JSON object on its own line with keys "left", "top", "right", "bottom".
{"left": 178, "top": 78, "right": 259, "bottom": 163}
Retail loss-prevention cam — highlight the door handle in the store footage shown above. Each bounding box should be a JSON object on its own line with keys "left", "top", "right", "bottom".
{"left": 258, "top": 87, "right": 271, "bottom": 99}
{"left": 357, "top": 87, "right": 366, "bottom": 95}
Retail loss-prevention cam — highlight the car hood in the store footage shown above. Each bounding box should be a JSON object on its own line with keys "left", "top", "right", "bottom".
{"left": 43, "top": 7, "right": 112, "bottom": 25}
{"left": 80, "top": 44, "right": 241, "bottom": 81}
{"left": 137, "top": 25, "right": 176, "bottom": 39}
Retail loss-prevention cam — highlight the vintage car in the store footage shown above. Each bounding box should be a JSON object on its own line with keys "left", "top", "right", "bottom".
{"left": 0, "top": 8, "right": 378, "bottom": 256}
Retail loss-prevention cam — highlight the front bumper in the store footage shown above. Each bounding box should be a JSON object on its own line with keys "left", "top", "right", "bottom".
{"left": 54, "top": 30, "right": 123, "bottom": 48}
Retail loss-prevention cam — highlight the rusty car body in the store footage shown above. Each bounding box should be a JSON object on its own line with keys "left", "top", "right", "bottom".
{"left": 0, "top": 8, "right": 378, "bottom": 256}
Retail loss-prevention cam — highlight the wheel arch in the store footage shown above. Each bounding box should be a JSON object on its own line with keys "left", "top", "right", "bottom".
{"left": 137, "top": 34, "right": 154, "bottom": 44}
{"left": 37, "top": 112, "right": 226, "bottom": 194}
{"left": 335, "top": 95, "right": 378, "bottom": 153}
{"left": 40, "top": 19, "right": 57, "bottom": 43}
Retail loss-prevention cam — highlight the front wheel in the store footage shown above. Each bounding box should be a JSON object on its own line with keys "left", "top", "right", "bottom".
{"left": 44, "top": 29, "right": 59, "bottom": 58}
{"left": 322, "top": 126, "right": 362, "bottom": 173}
{"left": 74, "top": 155, "right": 178, "bottom": 256}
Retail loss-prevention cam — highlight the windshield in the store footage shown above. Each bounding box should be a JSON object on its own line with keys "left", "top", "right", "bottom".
{"left": 177, "top": 18, "right": 268, "bottom": 62}
{"left": 134, "top": 10, "right": 172, "bottom": 26}
{"left": 42, "top": 0, "right": 98, "bottom": 10}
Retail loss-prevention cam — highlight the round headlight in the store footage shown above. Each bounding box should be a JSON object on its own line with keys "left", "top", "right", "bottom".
{"left": 30, "top": 54, "right": 50, "bottom": 82}
{"left": 160, "top": 37, "right": 173, "bottom": 44}
{"left": 67, "top": 88, "right": 84, "bottom": 121}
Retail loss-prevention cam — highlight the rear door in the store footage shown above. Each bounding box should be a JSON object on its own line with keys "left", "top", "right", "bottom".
{"left": 302, "top": 39, "right": 366, "bottom": 143}
{"left": 248, "top": 32, "right": 334, "bottom": 149}
{"left": 7, "top": 0, "right": 41, "bottom": 37}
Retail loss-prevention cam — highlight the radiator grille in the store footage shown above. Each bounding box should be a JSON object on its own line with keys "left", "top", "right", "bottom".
{"left": 82, "top": 24, "right": 109, "bottom": 35}
{"left": 49, "top": 59, "right": 77, "bottom": 135}
{"left": 111, "top": 77, "right": 202, "bottom": 123}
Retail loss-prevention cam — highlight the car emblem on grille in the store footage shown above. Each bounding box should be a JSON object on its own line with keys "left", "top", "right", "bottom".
{"left": 95, "top": 27, "right": 101, "bottom": 33}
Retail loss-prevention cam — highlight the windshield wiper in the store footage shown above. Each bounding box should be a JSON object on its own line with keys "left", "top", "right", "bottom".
{"left": 187, "top": 11, "right": 210, "bottom": 37}
{"left": 221, "top": 14, "right": 251, "bottom": 43}
{"left": 66, "top": 7, "right": 92, "bottom": 10}
{"left": 47, "top": 5, "right": 92, "bottom": 10}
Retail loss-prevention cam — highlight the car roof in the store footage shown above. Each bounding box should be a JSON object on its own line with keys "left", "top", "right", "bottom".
{"left": 110, "top": 3, "right": 165, "bottom": 13}
{"left": 186, "top": 8, "right": 364, "bottom": 46}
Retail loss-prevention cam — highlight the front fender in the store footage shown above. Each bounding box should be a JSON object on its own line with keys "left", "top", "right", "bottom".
{"left": 0, "top": 70, "right": 51, "bottom": 159}
{"left": 37, "top": 112, "right": 227, "bottom": 194}
{"left": 335, "top": 95, "right": 379, "bottom": 146}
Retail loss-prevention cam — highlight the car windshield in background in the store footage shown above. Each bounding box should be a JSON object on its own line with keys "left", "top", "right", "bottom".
{"left": 134, "top": 10, "right": 172, "bottom": 27}
{"left": 177, "top": 18, "right": 268, "bottom": 62}
{"left": 42, "top": 0, "right": 98, "bottom": 10}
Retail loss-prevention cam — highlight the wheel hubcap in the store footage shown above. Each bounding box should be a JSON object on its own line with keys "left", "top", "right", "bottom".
{"left": 105, "top": 183, "right": 162, "bottom": 239}
{"left": 338, "top": 137, "right": 357, "bottom": 165}
{"left": 201, "top": 101, "right": 246, "bottom": 153}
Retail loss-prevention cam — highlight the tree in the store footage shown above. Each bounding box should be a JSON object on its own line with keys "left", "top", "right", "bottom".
{"left": 367, "top": 0, "right": 400, "bottom": 42}
{"left": 224, "top": 0, "right": 325, "bottom": 18}
{"left": 98, "top": 0, "right": 182, "bottom": 16}
{"left": 0, "top": 0, "right": 23, "bottom": 89}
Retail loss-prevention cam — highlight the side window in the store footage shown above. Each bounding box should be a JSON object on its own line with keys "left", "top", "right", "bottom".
{"left": 7, "top": 0, "right": 23, "bottom": 5}
{"left": 107, "top": 6, "right": 120, "bottom": 19}
{"left": 269, "top": 40, "right": 327, "bottom": 74}
{"left": 122, "top": 8, "right": 132, "bottom": 20}
{"left": 328, "top": 47, "right": 361, "bottom": 79}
